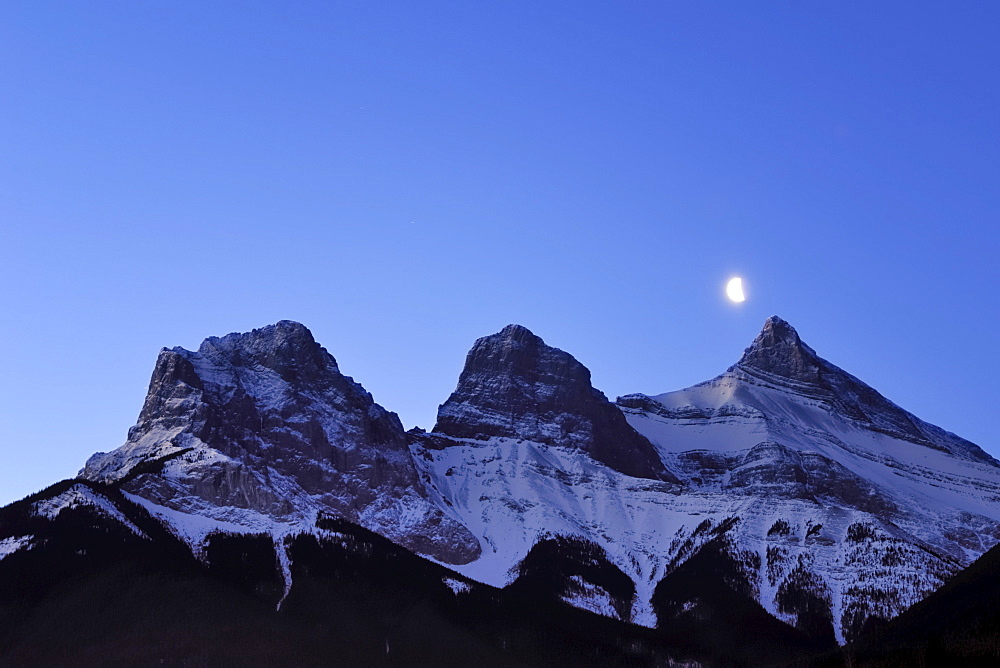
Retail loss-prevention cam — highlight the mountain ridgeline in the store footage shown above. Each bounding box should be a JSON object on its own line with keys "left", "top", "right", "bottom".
{"left": 3, "top": 317, "right": 1000, "bottom": 665}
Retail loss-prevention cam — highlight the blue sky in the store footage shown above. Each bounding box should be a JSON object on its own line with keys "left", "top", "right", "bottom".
{"left": 1, "top": 2, "right": 997, "bottom": 506}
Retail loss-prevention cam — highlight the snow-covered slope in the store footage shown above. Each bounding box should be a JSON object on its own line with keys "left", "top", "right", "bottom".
{"left": 415, "top": 317, "right": 1000, "bottom": 642}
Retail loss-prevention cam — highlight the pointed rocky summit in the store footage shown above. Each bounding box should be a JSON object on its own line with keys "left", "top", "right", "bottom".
{"left": 737, "top": 316, "right": 825, "bottom": 384}
{"left": 732, "top": 316, "right": 996, "bottom": 463}
{"left": 434, "top": 325, "right": 674, "bottom": 481}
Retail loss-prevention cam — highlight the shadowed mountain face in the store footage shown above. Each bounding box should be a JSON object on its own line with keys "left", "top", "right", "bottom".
{"left": 80, "top": 321, "right": 480, "bottom": 564}
{"left": 433, "top": 324, "right": 673, "bottom": 481}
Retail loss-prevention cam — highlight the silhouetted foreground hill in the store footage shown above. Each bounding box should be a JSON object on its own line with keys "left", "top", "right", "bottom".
{"left": 0, "top": 479, "right": 825, "bottom": 666}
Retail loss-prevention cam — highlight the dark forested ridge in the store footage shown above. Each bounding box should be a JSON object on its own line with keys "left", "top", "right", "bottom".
{"left": 0, "top": 480, "right": 824, "bottom": 666}
{"left": 10, "top": 478, "right": 1000, "bottom": 666}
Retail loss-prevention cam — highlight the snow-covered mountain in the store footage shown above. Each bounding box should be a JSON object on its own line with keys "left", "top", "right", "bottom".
{"left": 618, "top": 316, "right": 1000, "bottom": 642}
{"left": 70, "top": 317, "right": 1000, "bottom": 645}
{"left": 412, "top": 318, "right": 1000, "bottom": 642}
{"left": 80, "top": 321, "right": 479, "bottom": 564}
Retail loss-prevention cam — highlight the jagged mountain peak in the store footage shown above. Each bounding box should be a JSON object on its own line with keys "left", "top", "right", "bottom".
{"left": 714, "top": 316, "right": 994, "bottom": 463}
{"left": 79, "top": 321, "right": 481, "bottom": 564}
{"left": 736, "top": 316, "right": 823, "bottom": 384}
{"left": 433, "top": 325, "right": 673, "bottom": 482}
{"left": 457, "top": 324, "right": 554, "bottom": 379}
{"left": 195, "top": 320, "right": 335, "bottom": 381}
{"left": 434, "top": 324, "right": 595, "bottom": 434}
{"left": 757, "top": 315, "right": 803, "bottom": 344}
{"left": 200, "top": 320, "right": 316, "bottom": 352}
{"left": 496, "top": 323, "right": 537, "bottom": 339}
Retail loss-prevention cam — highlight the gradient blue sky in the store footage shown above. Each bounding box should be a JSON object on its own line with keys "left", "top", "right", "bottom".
{"left": 2, "top": 2, "right": 997, "bottom": 506}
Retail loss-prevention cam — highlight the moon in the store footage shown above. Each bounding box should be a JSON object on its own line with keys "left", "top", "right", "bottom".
{"left": 726, "top": 277, "right": 746, "bottom": 303}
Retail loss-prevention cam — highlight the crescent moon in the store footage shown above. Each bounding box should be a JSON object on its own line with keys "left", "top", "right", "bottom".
{"left": 726, "top": 277, "right": 746, "bottom": 303}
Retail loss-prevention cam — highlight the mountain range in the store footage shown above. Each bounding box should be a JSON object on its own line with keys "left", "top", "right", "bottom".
{"left": 2, "top": 317, "right": 998, "bottom": 665}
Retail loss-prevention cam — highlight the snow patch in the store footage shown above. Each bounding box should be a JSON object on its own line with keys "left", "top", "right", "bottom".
{"left": 562, "top": 576, "right": 619, "bottom": 618}
{"left": 33, "top": 485, "right": 147, "bottom": 538}
{"left": 442, "top": 577, "right": 471, "bottom": 595}
{"left": 123, "top": 492, "right": 291, "bottom": 554}
{"left": 275, "top": 534, "right": 294, "bottom": 611}
{"left": 0, "top": 535, "right": 33, "bottom": 561}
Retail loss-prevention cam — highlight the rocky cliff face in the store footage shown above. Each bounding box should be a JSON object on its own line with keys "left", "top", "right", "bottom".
{"left": 81, "top": 321, "right": 479, "bottom": 564}
{"left": 433, "top": 324, "right": 672, "bottom": 481}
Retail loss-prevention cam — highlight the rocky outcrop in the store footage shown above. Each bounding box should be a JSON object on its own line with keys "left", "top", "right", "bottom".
{"left": 736, "top": 316, "right": 826, "bottom": 385}
{"left": 433, "top": 324, "right": 674, "bottom": 481}
{"left": 725, "top": 441, "right": 897, "bottom": 515}
{"left": 82, "top": 321, "right": 479, "bottom": 564}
